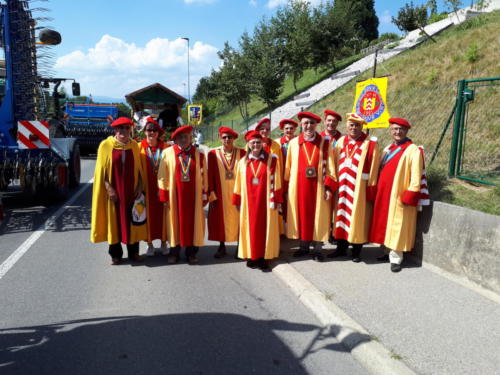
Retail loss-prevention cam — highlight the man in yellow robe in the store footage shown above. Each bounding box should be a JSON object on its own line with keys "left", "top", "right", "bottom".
{"left": 369, "top": 117, "right": 426, "bottom": 272}
{"left": 157, "top": 125, "right": 208, "bottom": 265}
{"left": 329, "top": 113, "right": 381, "bottom": 262}
{"left": 207, "top": 126, "right": 246, "bottom": 258}
{"left": 285, "top": 112, "right": 338, "bottom": 262}
{"left": 91, "top": 117, "right": 147, "bottom": 264}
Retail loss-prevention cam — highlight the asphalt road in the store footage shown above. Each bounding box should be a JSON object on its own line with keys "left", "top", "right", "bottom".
{"left": 0, "top": 158, "right": 367, "bottom": 375}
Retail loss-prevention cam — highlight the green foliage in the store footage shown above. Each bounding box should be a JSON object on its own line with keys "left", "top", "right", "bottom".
{"left": 369, "top": 32, "right": 400, "bottom": 46}
{"left": 334, "top": 0, "right": 379, "bottom": 41}
{"left": 427, "top": 69, "right": 439, "bottom": 83}
{"left": 465, "top": 43, "right": 480, "bottom": 63}
{"left": 392, "top": 2, "right": 428, "bottom": 33}
{"left": 426, "top": 0, "right": 438, "bottom": 16}
{"left": 428, "top": 12, "right": 448, "bottom": 23}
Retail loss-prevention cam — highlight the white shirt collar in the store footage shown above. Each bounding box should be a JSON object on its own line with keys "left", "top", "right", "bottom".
{"left": 248, "top": 153, "right": 265, "bottom": 160}
{"left": 303, "top": 133, "right": 316, "bottom": 142}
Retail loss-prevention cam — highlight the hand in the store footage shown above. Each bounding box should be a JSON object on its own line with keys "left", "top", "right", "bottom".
{"left": 163, "top": 201, "right": 170, "bottom": 210}
{"left": 324, "top": 190, "right": 332, "bottom": 201}
{"left": 236, "top": 205, "right": 240, "bottom": 212}
{"left": 276, "top": 203, "right": 282, "bottom": 212}
{"left": 107, "top": 186, "right": 118, "bottom": 203}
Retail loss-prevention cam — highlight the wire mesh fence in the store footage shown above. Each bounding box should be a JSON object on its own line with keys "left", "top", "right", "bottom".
{"left": 455, "top": 78, "right": 500, "bottom": 185}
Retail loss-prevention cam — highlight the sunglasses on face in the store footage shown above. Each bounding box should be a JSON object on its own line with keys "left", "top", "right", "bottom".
{"left": 145, "top": 128, "right": 159, "bottom": 133}
{"left": 221, "top": 136, "right": 233, "bottom": 140}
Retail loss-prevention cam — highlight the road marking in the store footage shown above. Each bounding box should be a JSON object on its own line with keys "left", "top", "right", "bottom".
{"left": 0, "top": 178, "right": 93, "bottom": 281}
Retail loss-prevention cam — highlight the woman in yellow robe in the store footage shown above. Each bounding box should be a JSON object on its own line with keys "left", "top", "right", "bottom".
{"left": 90, "top": 117, "right": 147, "bottom": 264}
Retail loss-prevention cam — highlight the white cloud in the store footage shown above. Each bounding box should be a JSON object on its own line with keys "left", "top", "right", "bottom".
{"left": 249, "top": 0, "right": 258, "bottom": 6}
{"left": 55, "top": 35, "right": 220, "bottom": 98}
{"left": 266, "top": 0, "right": 323, "bottom": 8}
{"left": 381, "top": 10, "right": 392, "bottom": 25}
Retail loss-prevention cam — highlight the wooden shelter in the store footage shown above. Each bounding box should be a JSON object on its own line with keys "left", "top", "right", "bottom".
{"left": 125, "top": 83, "right": 187, "bottom": 112}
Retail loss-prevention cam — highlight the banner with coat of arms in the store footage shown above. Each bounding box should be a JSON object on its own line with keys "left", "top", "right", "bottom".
{"left": 352, "top": 77, "right": 391, "bottom": 129}
{"left": 188, "top": 104, "right": 203, "bottom": 126}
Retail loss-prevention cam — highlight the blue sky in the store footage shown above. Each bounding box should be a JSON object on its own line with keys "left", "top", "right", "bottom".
{"left": 45, "top": 0, "right": 449, "bottom": 99}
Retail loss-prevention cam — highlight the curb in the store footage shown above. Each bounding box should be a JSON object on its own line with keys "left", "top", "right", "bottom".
{"left": 273, "top": 262, "right": 417, "bottom": 375}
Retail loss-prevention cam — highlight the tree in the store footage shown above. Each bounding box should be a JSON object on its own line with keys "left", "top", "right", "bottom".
{"left": 271, "top": 0, "right": 313, "bottom": 91}
{"left": 426, "top": 0, "right": 438, "bottom": 16}
{"left": 243, "top": 20, "right": 286, "bottom": 111}
{"left": 392, "top": 2, "right": 437, "bottom": 43}
{"left": 333, "top": 0, "right": 379, "bottom": 42}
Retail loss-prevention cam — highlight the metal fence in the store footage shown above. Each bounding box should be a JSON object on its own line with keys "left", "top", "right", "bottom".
{"left": 449, "top": 77, "right": 500, "bottom": 185}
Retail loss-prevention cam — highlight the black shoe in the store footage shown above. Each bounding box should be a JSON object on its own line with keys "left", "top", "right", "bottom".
{"left": 391, "top": 263, "right": 402, "bottom": 272}
{"left": 293, "top": 249, "right": 309, "bottom": 258}
{"left": 312, "top": 253, "right": 324, "bottom": 262}
{"left": 328, "top": 235, "right": 337, "bottom": 245}
{"left": 377, "top": 254, "right": 389, "bottom": 262}
{"left": 187, "top": 255, "right": 199, "bottom": 265}
{"left": 327, "top": 249, "right": 347, "bottom": 258}
{"left": 167, "top": 255, "right": 179, "bottom": 264}
{"left": 246, "top": 260, "right": 258, "bottom": 269}
{"left": 214, "top": 244, "right": 226, "bottom": 259}
{"left": 352, "top": 256, "right": 361, "bottom": 263}
{"left": 258, "top": 258, "right": 270, "bottom": 271}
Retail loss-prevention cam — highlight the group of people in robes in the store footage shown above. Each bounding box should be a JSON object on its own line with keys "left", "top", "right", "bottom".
{"left": 91, "top": 109, "right": 428, "bottom": 272}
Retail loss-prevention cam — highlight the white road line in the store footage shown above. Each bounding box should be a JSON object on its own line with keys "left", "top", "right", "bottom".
{"left": 0, "top": 178, "right": 93, "bottom": 281}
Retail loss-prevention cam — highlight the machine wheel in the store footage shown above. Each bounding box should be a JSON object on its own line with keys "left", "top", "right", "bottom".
{"left": 68, "top": 142, "right": 81, "bottom": 188}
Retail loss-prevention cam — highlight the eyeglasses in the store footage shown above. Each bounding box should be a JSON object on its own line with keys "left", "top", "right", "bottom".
{"left": 221, "top": 136, "right": 233, "bottom": 140}
{"left": 115, "top": 126, "right": 130, "bottom": 130}
{"left": 145, "top": 128, "right": 159, "bottom": 133}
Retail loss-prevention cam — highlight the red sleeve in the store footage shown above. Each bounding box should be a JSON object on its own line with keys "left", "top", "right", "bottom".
{"left": 207, "top": 150, "right": 217, "bottom": 196}
{"left": 159, "top": 188, "right": 169, "bottom": 202}
{"left": 401, "top": 190, "right": 420, "bottom": 206}
{"left": 272, "top": 188, "right": 283, "bottom": 204}
{"left": 324, "top": 176, "right": 338, "bottom": 192}
{"left": 366, "top": 186, "right": 377, "bottom": 201}
{"left": 232, "top": 193, "right": 241, "bottom": 206}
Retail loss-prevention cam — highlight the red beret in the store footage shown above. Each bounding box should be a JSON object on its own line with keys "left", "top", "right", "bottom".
{"left": 279, "top": 119, "right": 298, "bottom": 130}
{"left": 171, "top": 125, "right": 193, "bottom": 140}
{"left": 324, "top": 110, "right": 342, "bottom": 121}
{"left": 297, "top": 111, "right": 321, "bottom": 123}
{"left": 244, "top": 130, "right": 262, "bottom": 142}
{"left": 389, "top": 117, "right": 411, "bottom": 129}
{"left": 255, "top": 118, "right": 271, "bottom": 131}
{"left": 219, "top": 126, "right": 238, "bottom": 139}
{"left": 111, "top": 117, "right": 134, "bottom": 128}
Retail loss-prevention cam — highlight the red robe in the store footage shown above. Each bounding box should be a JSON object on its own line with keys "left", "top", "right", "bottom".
{"left": 320, "top": 130, "right": 342, "bottom": 148}
{"left": 207, "top": 147, "right": 246, "bottom": 242}
{"left": 139, "top": 139, "right": 169, "bottom": 242}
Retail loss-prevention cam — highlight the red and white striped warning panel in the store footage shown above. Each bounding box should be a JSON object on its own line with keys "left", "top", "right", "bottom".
{"left": 17, "top": 120, "right": 50, "bottom": 149}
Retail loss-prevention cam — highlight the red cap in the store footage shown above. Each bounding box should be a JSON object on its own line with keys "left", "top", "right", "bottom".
{"left": 279, "top": 119, "right": 298, "bottom": 130}
{"left": 324, "top": 110, "right": 342, "bottom": 121}
{"left": 171, "top": 125, "right": 193, "bottom": 140}
{"left": 145, "top": 117, "right": 164, "bottom": 135}
{"left": 111, "top": 117, "right": 134, "bottom": 128}
{"left": 389, "top": 117, "right": 411, "bottom": 129}
{"left": 297, "top": 111, "right": 321, "bottom": 123}
{"left": 255, "top": 118, "right": 271, "bottom": 131}
{"left": 244, "top": 130, "right": 263, "bottom": 142}
{"left": 219, "top": 126, "right": 238, "bottom": 139}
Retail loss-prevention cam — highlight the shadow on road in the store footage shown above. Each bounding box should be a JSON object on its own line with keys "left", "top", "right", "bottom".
{"left": 0, "top": 313, "right": 370, "bottom": 375}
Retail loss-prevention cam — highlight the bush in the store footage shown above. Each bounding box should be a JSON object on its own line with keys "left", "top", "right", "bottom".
{"left": 369, "top": 32, "right": 400, "bottom": 45}
{"left": 385, "top": 42, "right": 399, "bottom": 49}
{"left": 428, "top": 12, "right": 448, "bottom": 24}
{"left": 465, "top": 43, "right": 479, "bottom": 63}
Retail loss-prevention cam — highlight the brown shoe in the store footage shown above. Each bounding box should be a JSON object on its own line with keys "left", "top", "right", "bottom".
{"left": 187, "top": 255, "right": 199, "bottom": 265}
{"left": 130, "top": 254, "right": 143, "bottom": 262}
{"left": 111, "top": 258, "right": 121, "bottom": 265}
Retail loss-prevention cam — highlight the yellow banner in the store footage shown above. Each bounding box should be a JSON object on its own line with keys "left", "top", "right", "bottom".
{"left": 188, "top": 104, "right": 203, "bottom": 126}
{"left": 352, "top": 77, "right": 391, "bottom": 129}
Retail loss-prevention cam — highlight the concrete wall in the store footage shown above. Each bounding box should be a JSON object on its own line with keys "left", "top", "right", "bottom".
{"left": 411, "top": 201, "right": 500, "bottom": 295}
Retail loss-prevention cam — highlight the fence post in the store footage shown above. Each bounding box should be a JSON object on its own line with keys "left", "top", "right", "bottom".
{"left": 449, "top": 80, "right": 466, "bottom": 177}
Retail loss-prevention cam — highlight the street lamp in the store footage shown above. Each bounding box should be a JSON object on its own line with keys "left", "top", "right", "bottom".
{"left": 181, "top": 37, "right": 191, "bottom": 104}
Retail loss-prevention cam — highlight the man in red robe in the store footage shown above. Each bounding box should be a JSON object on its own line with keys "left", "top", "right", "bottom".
{"left": 207, "top": 126, "right": 246, "bottom": 258}
{"left": 158, "top": 125, "right": 208, "bottom": 265}
{"left": 275, "top": 118, "right": 298, "bottom": 160}
{"left": 285, "top": 112, "right": 338, "bottom": 262}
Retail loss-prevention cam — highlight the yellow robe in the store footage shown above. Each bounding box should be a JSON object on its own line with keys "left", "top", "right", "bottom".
{"left": 379, "top": 143, "right": 423, "bottom": 252}
{"left": 90, "top": 136, "right": 147, "bottom": 244}
{"left": 334, "top": 135, "right": 381, "bottom": 244}
{"left": 157, "top": 146, "right": 207, "bottom": 247}
{"left": 233, "top": 155, "right": 281, "bottom": 259}
{"left": 285, "top": 135, "right": 338, "bottom": 242}
{"left": 207, "top": 146, "right": 245, "bottom": 242}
